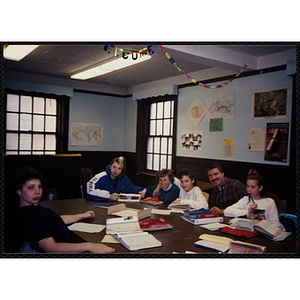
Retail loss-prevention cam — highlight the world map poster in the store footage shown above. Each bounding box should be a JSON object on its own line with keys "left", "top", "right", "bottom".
{"left": 71, "top": 122, "right": 103, "bottom": 146}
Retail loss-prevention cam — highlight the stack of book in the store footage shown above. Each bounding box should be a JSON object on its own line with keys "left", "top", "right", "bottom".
{"left": 181, "top": 208, "right": 223, "bottom": 225}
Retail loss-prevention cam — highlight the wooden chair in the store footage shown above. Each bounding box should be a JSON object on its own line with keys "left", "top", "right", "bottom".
{"left": 80, "top": 167, "right": 93, "bottom": 198}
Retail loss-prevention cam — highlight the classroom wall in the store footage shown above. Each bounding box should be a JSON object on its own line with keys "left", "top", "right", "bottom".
{"left": 177, "top": 70, "right": 293, "bottom": 165}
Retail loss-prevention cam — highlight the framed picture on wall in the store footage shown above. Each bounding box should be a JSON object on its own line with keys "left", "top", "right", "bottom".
{"left": 252, "top": 88, "right": 288, "bottom": 120}
{"left": 264, "top": 123, "right": 289, "bottom": 162}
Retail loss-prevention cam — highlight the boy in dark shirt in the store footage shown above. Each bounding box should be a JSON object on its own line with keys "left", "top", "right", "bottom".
{"left": 15, "top": 167, "right": 115, "bottom": 254}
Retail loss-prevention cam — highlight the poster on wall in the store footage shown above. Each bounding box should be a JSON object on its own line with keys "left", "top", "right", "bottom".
{"left": 248, "top": 128, "right": 264, "bottom": 151}
{"left": 71, "top": 122, "right": 103, "bottom": 146}
{"left": 206, "top": 93, "right": 234, "bottom": 121}
{"left": 222, "top": 139, "right": 234, "bottom": 157}
{"left": 186, "top": 98, "right": 206, "bottom": 126}
{"left": 264, "top": 123, "right": 289, "bottom": 162}
{"left": 252, "top": 88, "right": 288, "bottom": 120}
{"left": 181, "top": 131, "right": 203, "bottom": 151}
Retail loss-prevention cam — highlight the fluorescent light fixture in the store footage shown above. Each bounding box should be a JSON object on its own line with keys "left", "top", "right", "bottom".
{"left": 3, "top": 45, "right": 39, "bottom": 61}
{"left": 71, "top": 54, "right": 152, "bottom": 80}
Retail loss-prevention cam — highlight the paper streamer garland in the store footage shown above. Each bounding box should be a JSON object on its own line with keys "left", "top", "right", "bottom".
{"left": 103, "top": 44, "right": 248, "bottom": 89}
{"left": 158, "top": 45, "right": 248, "bottom": 89}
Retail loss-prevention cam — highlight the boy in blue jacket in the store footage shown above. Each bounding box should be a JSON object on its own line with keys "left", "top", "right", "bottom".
{"left": 86, "top": 156, "right": 144, "bottom": 201}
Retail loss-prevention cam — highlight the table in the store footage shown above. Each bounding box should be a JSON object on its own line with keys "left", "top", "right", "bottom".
{"left": 40, "top": 198, "right": 297, "bottom": 256}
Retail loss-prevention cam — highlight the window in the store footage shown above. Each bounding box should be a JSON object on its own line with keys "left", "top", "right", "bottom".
{"left": 5, "top": 90, "right": 69, "bottom": 154}
{"left": 137, "top": 95, "right": 177, "bottom": 172}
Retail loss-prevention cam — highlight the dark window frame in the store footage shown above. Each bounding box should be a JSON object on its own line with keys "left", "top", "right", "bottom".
{"left": 136, "top": 94, "right": 177, "bottom": 174}
{"left": 4, "top": 89, "right": 69, "bottom": 154}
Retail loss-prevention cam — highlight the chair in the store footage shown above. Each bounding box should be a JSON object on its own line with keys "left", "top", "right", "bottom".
{"left": 203, "top": 192, "right": 209, "bottom": 203}
{"left": 19, "top": 242, "right": 39, "bottom": 253}
{"left": 279, "top": 213, "right": 297, "bottom": 234}
{"left": 42, "top": 188, "right": 59, "bottom": 200}
{"left": 80, "top": 167, "right": 93, "bottom": 198}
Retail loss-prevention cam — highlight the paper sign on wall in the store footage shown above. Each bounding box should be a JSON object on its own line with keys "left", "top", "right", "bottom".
{"left": 222, "top": 139, "right": 233, "bottom": 157}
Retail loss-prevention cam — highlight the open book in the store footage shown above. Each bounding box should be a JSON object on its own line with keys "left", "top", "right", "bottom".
{"left": 194, "top": 234, "right": 233, "bottom": 253}
{"left": 253, "top": 220, "right": 291, "bottom": 241}
{"left": 228, "top": 241, "right": 266, "bottom": 254}
{"left": 113, "top": 232, "right": 162, "bottom": 251}
{"left": 106, "top": 216, "right": 142, "bottom": 235}
{"left": 118, "top": 193, "right": 141, "bottom": 202}
{"left": 168, "top": 200, "right": 191, "bottom": 211}
{"left": 141, "top": 197, "right": 163, "bottom": 205}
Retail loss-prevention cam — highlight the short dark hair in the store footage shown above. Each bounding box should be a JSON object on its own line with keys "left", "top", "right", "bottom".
{"left": 205, "top": 162, "right": 224, "bottom": 176}
{"left": 155, "top": 169, "right": 174, "bottom": 183}
{"left": 176, "top": 168, "right": 195, "bottom": 181}
{"left": 15, "top": 167, "right": 44, "bottom": 191}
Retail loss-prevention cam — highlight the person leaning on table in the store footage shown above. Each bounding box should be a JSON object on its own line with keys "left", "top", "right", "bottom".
{"left": 205, "top": 162, "right": 247, "bottom": 214}
{"left": 14, "top": 167, "right": 115, "bottom": 254}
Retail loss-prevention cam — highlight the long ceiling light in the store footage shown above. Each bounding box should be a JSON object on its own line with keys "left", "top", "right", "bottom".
{"left": 71, "top": 54, "right": 152, "bottom": 80}
{"left": 3, "top": 45, "right": 39, "bottom": 61}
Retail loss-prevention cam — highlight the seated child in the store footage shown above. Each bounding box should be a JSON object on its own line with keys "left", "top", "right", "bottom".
{"left": 224, "top": 170, "right": 285, "bottom": 231}
{"left": 140, "top": 169, "right": 180, "bottom": 204}
{"left": 172, "top": 169, "right": 208, "bottom": 209}
{"left": 15, "top": 167, "right": 115, "bottom": 253}
{"left": 86, "top": 156, "right": 144, "bottom": 201}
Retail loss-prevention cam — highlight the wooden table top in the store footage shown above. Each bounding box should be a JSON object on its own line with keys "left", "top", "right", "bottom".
{"left": 39, "top": 198, "right": 297, "bottom": 256}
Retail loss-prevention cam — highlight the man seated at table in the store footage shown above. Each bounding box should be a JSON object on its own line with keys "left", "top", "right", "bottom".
{"left": 205, "top": 162, "right": 247, "bottom": 214}
{"left": 14, "top": 167, "right": 115, "bottom": 254}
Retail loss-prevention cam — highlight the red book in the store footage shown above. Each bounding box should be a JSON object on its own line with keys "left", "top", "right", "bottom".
{"left": 220, "top": 226, "right": 261, "bottom": 239}
{"left": 188, "top": 212, "right": 219, "bottom": 219}
{"left": 139, "top": 218, "right": 173, "bottom": 231}
{"left": 141, "top": 197, "right": 163, "bottom": 205}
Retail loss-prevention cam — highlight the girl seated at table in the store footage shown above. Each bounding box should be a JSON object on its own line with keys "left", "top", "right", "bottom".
{"left": 86, "top": 156, "right": 144, "bottom": 201}
{"left": 15, "top": 167, "right": 115, "bottom": 253}
{"left": 140, "top": 169, "right": 180, "bottom": 204}
{"left": 171, "top": 169, "right": 208, "bottom": 209}
{"left": 223, "top": 170, "right": 285, "bottom": 230}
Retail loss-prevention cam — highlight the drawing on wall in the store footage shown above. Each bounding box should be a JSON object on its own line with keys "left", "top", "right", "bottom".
{"left": 71, "top": 122, "right": 103, "bottom": 146}
{"left": 248, "top": 128, "right": 264, "bottom": 151}
{"left": 264, "top": 123, "right": 289, "bottom": 162}
{"left": 222, "top": 139, "right": 234, "bottom": 157}
{"left": 186, "top": 98, "right": 206, "bottom": 126}
{"left": 252, "top": 88, "right": 288, "bottom": 120}
{"left": 181, "top": 131, "right": 203, "bottom": 151}
{"left": 206, "top": 93, "right": 234, "bottom": 121}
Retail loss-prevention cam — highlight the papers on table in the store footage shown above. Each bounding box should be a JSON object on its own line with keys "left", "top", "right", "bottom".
{"left": 68, "top": 222, "right": 106, "bottom": 233}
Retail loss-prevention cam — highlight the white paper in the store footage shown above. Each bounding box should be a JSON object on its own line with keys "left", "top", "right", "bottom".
{"left": 68, "top": 222, "right": 106, "bottom": 233}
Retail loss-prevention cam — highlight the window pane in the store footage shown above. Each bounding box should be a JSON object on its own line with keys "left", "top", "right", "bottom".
{"left": 147, "top": 154, "right": 153, "bottom": 170}
{"left": 157, "top": 102, "right": 163, "bottom": 119}
{"left": 150, "top": 103, "right": 156, "bottom": 119}
{"left": 161, "top": 137, "right": 167, "bottom": 154}
{"left": 161, "top": 155, "right": 167, "bottom": 169}
{"left": 19, "top": 151, "right": 31, "bottom": 155}
{"left": 157, "top": 120, "right": 162, "bottom": 135}
{"left": 147, "top": 137, "right": 153, "bottom": 153}
{"left": 33, "top": 134, "right": 44, "bottom": 150}
{"left": 153, "top": 154, "right": 160, "bottom": 171}
{"left": 150, "top": 120, "right": 156, "bottom": 136}
{"left": 20, "top": 114, "right": 32, "bottom": 131}
{"left": 168, "top": 155, "right": 172, "bottom": 168}
{"left": 6, "top": 113, "right": 19, "bottom": 130}
{"left": 6, "top": 151, "right": 18, "bottom": 155}
{"left": 33, "top": 115, "right": 44, "bottom": 131}
{"left": 45, "top": 151, "right": 56, "bottom": 155}
{"left": 45, "top": 116, "right": 56, "bottom": 132}
{"left": 163, "top": 119, "right": 170, "bottom": 136}
{"left": 170, "top": 101, "right": 174, "bottom": 118}
{"left": 154, "top": 138, "right": 160, "bottom": 153}
{"left": 164, "top": 101, "right": 171, "bottom": 118}
{"left": 6, "top": 133, "right": 18, "bottom": 150}
{"left": 20, "top": 134, "right": 32, "bottom": 150}
{"left": 46, "top": 98, "right": 57, "bottom": 115}
{"left": 34, "top": 97, "right": 44, "bottom": 114}
{"left": 168, "top": 138, "right": 173, "bottom": 154}
{"left": 170, "top": 119, "right": 173, "bottom": 135}
{"left": 45, "top": 135, "right": 56, "bottom": 150}
{"left": 20, "top": 96, "right": 32, "bottom": 113}
{"left": 33, "top": 151, "right": 44, "bottom": 155}
{"left": 7, "top": 94, "right": 19, "bottom": 112}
